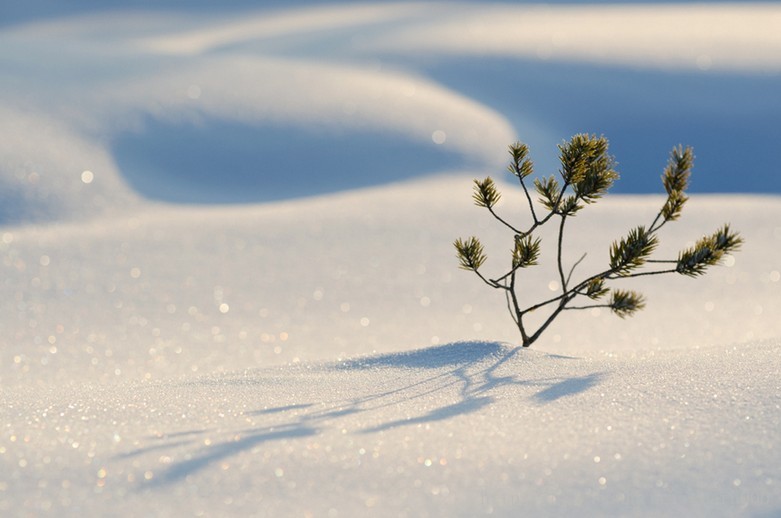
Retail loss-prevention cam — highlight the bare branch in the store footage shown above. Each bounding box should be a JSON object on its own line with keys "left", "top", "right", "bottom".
{"left": 518, "top": 176, "right": 539, "bottom": 225}
{"left": 566, "top": 253, "right": 588, "bottom": 287}
{"left": 556, "top": 215, "right": 568, "bottom": 292}
{"left": 487, "top": 206, "right": 521, "bottom": 234}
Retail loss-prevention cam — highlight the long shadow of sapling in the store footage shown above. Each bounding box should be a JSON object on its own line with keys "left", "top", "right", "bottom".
{"left": 533, "top": 373, "right": 603, "bottom": 403}
{"left": 150, "top": 425, "right": 317, "bottom": 486}
{"left": 345, "top": 342, "right": 604, "bottom": 433}
{"left": 130, "top": 341, "right": 605, "bottom": 489}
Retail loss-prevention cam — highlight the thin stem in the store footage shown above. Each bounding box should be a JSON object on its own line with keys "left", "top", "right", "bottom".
{"left": 504, "top": 289, "right": 519, "bottom": 326}
{"left": 569, "top": 258, "right": 645, "bottom": 296}
{"left": 518, "top": 176, "right": 539, "bottom": 225}
{"left": 524, "top": 293, "right": 577, "bottom": 347}
{"left": 520, "top": 291, "right": 569, "bottom": 315}
{"left": 649, "top": 210, "right": 664, "bottom": 233}
{"left": 649, "top": 194, "right": 677, "bottom": 233}
{"left": 557, "top": 214, "right": 568, "bottom": 292}
{"left": 539, "top": 261, "right": 647, "bottom": 312}
{"left": 566, "top": 253, "right": 588, "bottom": 287}
{"left": 563, "top": 303, "right": 611, "bottom": 311}
{"left": 473, "top": 269, "right": 508, "bottom": 290}
{"left": 507, "top": 272, "right": 529, "bottom": 345}
{"left": 491, "top": 267, "right": 519, "bottom": 285}
{"left": 516, "top": 178, "right": 571, "bottom": 241}
{"left": 503, "top": 278, "right": 519, "bottom": 327}
{"left": 487, "top": 206, "right": 521, "bottom": 234}
{"left": 607, "top": 268, "right": 678, "bottom": 280}
{"left": 495, "top": 210, "right": 565, "bottom": 291}
{"left": 553, "top": 178, "right": 572, "bottom": 213}
{"left": 492, "top": 192, "right": 572, "bottom": 285}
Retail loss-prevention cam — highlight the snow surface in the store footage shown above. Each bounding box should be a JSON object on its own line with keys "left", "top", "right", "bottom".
{"left": 2, "top": 2, "right": 781, "bottom": 517}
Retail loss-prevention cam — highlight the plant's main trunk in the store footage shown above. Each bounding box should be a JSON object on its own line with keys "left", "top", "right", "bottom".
{"left": 521, "top": 294, "right": 576, "bottom": 348}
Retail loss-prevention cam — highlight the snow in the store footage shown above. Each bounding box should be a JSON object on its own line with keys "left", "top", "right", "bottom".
{"left": 5, "top": 340, "right": 780, "bottom": 516}
{"left": 2, "top": 2, "right": 781, "bottom": 516}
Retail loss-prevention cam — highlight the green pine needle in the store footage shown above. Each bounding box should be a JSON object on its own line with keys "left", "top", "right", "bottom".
{"left": 558, "top": 134, "right": 619, "bottom": 203}
{"left": 559, "top": 195, "right": 583, "bottom": 216}
{"left": 610, "top": 289, "right": 646, "bottom": 318}
{"left": 512, "top": 235, "right": 542, "bottom": 268}
{"left": 677, "top": 224, "right": 743, "bottom": 276}
{"left": 534, "top": 175, "right": 561, "bottom": 211}
{"left": 454, "top": 236, "right": 487, "bottom": 271}
{"left": 662, "top": 145, "right": 693, "bottom": 195}
{"left": 661, "top": 189, "right": 689, "bottom": 222}
{"left": 609, "top": 226, "right": 659, "bottom": 275}
{"left": 472, "top": 177, "right": 502, "bottom": 208}
{"left": 508, "top": 142, "right": 534, "bottom": 179}
{"left": 585, "top": 277, "right": 609, "bottom": 300}
{"left": 658, "top": 145, "right": 693, "bottom": 223}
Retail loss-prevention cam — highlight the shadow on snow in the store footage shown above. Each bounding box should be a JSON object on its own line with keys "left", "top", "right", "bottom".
{"left": 125, "top": 341, "right": 605, "bottom": 489}
{"left": 111, "top": 116, "right": 470, "bottom": 204}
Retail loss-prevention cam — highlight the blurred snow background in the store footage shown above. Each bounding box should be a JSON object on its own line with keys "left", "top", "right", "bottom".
{"left": 1, "top": 1, "right": 780, "bottom": 223}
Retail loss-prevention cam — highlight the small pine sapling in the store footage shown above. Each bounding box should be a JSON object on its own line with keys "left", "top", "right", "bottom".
{"left": 454, "top": 134, "right": 742, "bottom": 347}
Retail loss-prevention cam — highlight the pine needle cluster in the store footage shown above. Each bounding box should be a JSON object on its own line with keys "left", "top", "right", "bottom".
{"left": 454, "top": 135, "right": 743, "bottom": 347}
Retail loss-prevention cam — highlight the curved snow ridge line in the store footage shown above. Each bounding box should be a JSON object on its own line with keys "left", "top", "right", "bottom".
{"left": 134, "top": 3, "right": 434, "bottom": 56}
{"left": 98, "top": 55, "right": 516, "bottom": 167}
{"left": 365, "top": 3, "right": 781, "bottom": 73}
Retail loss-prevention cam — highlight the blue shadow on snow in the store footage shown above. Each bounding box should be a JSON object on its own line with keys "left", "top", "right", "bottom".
{"left": 418, "top": 57, "right": 781, "bottom": 193}
{"left": 111, "top": 116, "right": 470, "bottom": 204}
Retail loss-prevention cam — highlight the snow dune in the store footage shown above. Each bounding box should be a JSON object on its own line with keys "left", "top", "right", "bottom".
{"left": 2, "top": 2, "right": 781, "bottom": 516}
